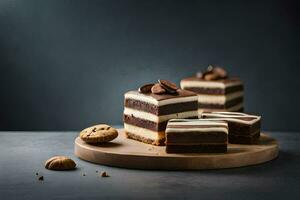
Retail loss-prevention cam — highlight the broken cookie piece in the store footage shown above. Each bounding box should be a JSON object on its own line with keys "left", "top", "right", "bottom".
{"left": 45, "top": 156, "right": 76, "bottom": 170}
{"left": 101, "top": 171, "right": 109, "bottom": 177}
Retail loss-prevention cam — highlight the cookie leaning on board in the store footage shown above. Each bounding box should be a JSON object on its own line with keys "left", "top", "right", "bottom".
{"left": 79, "top": 124, "right": 118, "bottom": 144}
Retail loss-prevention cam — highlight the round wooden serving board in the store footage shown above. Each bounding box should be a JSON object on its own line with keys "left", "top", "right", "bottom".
{"left": 74, "top": 129, "right": 279, "bottom": 170}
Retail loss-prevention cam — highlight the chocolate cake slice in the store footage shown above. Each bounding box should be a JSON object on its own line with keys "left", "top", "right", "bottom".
{"left": 124, "top": 81, "right": 198, "bottom": 145}
{"left": 165, "top": 119, "right": 228, "bottom": 153}
{"left": 180, "top": 66, "right": 244, "bottom": 114}
{"left": 201, "top": 112, "right": 261, "bottom": 144}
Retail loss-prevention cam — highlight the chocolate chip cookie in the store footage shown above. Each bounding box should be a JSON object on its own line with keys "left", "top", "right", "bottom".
{"left": 80, "top": 124, "right": 118, "bottom": 144}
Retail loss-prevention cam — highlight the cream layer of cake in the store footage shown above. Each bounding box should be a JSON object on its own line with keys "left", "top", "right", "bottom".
{"left": 199, "top": 102, "right": 243, "bottom": 113}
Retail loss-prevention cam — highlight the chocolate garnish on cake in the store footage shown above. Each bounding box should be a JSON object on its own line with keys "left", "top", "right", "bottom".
{"left": 139, "top": 80, "right": 179, "bottom": 95}
{"left": 138, "top": 83, "right": 154, "bottom": 94}
{"left": 158, "top": 79, "right": 178, "bottom": 94}
{"left": 196, "top": 65, "right": 228, "bottom": 80}
{"left": 151, "top": 83, "right": 166, "bottom": 94}
{"left": 181, "top": 65, "right": 244, "bottom": 113}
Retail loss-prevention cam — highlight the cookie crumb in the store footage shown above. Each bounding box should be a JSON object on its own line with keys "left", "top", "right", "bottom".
{"left": 38, "top": 176, "right": 44, "bottom": 181}
{"left": 35, "top": 172, "right": 39, "bottom": 176}
{"left": 82, "top": 173, "right": 86, "bottom": 176}
{"left": 45, "top": 156, "right": 76, "bottom": 171}
{"left": 148, "top": 147, "right": 154, "bottom": 151}
{"left": 101, "top": 171, "right": 109, "bottom": 177}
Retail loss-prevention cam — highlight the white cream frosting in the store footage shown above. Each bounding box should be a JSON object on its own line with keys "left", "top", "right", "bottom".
{"left": 124, "top": 107, "right": 198, "bottom": 123}
{"left": 124, "top": 123, "right": 164, "bottom": 140}
{"left": 124, "top": 91, "right": 198, "bottom": 106}
{"left": 226, "top": 103, "right": 243, "bottom": 111}
{"left": 201, "top": 112, "right": 261, "bottom": 125}
{"left": 166, "top": 119, "right": 228, "bottom": 134}
{"left": 168, "top": 119, "right": 227, "bottom": 126}
{"left": 166, "top": 127, "right": 228, "bottom": 134}
{"left": 212, "top": 111, "right": 247, "bottom": 116}
{"left": 198, "top": 103, "right": 243, "bottom": 118}
{"left": 197, "top": 91, "right": 243, "bottom": 104}
{"left": 198, "top": 102, "right": 243, "bottom": 112}
{"left": 180, "top": 80, "right": 242, "bottom": 89}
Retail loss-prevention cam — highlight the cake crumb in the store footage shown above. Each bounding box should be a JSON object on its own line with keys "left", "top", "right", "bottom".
{"left": 101, "top": 171, "right": 109, "bottom": 177}
{"left": 148, "top": 147, "right": 154, "bottom": 151}
{"left": 38, "top": 176, "right": 44, "bottom": 181}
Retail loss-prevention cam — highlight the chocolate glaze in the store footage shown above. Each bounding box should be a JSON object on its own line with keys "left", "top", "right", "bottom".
{"left": 126, "top": 89, "right": 197, "bottom": 101}
{"left": 181, "top": 77, "right": 242, "bottom": 84}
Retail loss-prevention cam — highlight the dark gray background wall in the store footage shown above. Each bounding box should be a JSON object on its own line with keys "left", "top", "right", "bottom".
{"left": 0, "top": 0, "right": 299, "bottom": 131}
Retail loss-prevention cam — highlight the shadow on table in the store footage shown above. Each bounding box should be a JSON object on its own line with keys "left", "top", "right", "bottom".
{"left": 116, "top": 150, "right": 298, "bottom": 176}
{"left": 203, "top": 150, "right": 299, "bottom": 177}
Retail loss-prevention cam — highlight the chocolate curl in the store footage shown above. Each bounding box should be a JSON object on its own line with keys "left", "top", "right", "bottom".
{"left": 196, "top": 65, "right": 228, "bottom": 80}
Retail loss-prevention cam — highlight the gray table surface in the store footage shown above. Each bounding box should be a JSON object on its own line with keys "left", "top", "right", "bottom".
{"left": 0, "top": 130, "right": 299, "bottom": 200}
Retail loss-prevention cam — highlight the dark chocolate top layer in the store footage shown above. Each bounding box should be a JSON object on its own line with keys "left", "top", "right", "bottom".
{"left": 125, "top": 89, "right": 197, "bottom": 102}
{"left": 201, "top": 112, "right": 261, "bottom": 125}
{"left": 184, "top": 85, "right": 244, "bottom": 95}
{"left": 181, "top": 76, "right": 242, "bottom": 83}
{"left": 198, "top": 97, "right": 243, "bottom": 109}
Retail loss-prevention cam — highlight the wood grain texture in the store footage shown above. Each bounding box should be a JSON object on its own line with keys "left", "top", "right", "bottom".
{"left": 74, "top": 129, "right": 279, "bottom": 170}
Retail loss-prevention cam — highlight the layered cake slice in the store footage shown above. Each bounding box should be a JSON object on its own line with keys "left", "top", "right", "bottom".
{"left": 124, "top": 80, "right": 198, "bottom": 145}
{"left": 180, "top": 65, "right": 244, "bottom": 114}
{"left": 165, "top": 119, "right": 228, "bottom": 153}
{"left": 201, "top": 112, "right": 261, "bottom": 144}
